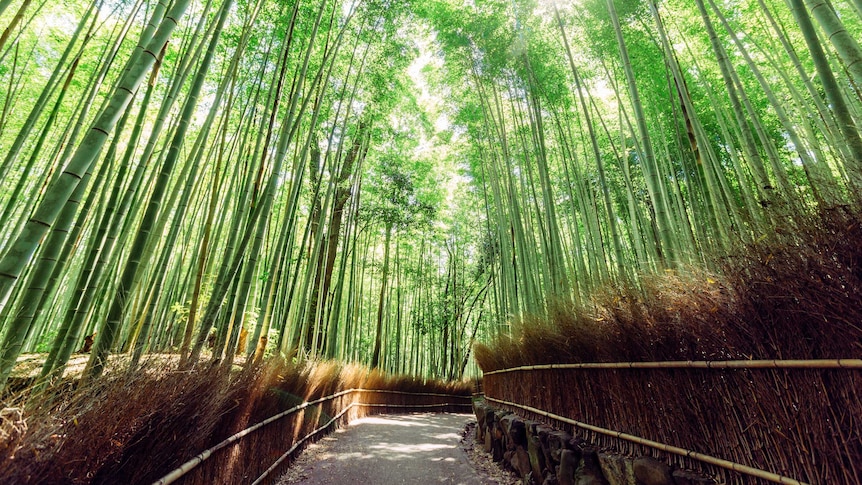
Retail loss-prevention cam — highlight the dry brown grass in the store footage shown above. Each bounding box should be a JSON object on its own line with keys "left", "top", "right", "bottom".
{"left": 0, "top": 357, "right": 471, "bottom": 485}
{"left": 476, "top": 209, "right": 862, "bottom": 369}
{"left": 474, "top": 209, "right": 862, "bottom": 484}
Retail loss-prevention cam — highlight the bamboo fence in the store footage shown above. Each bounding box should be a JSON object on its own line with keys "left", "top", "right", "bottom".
{"left": 484, "top": 396, "right": 807, "bottom": 485}
{"left": 153, "top": 388, "right": 473, "bottom": 485}
{"left": 482, "top": 358, "right": 861, "bottom": 484}
{"left": 483, "top": 359, "right": 862, "bottom": 374}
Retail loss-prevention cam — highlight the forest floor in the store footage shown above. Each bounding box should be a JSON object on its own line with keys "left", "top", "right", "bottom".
{"left": 9, "top": 351, "right": 239, "bottom": 379}
{"left": 277, "top": 413, "right": 519, "bottom": 485}
{"left": 12, "top": 353, "right": 94, "bottom": 378}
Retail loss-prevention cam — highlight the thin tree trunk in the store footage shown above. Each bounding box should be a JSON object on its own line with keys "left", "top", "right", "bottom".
{"left": 0, "top": 0, "right": 190, "bottom": 311}
{"left": 371, "top": 222, "right": 392, "bottom": 369}
{"left": 86, "top": 0, "right": 227, "bottom": 378}
{"left": 789, "top": 0, "right": 862, "bottom": 203}
{"left": 805, "top": 0, "right": 862, "bottom": 88}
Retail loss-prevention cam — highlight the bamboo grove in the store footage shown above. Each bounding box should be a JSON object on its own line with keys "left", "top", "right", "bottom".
{"left": 0, "top": 0, "right": 860, "bottom": 391}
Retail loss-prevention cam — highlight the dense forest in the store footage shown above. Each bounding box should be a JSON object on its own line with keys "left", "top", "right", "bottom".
{"left": 0, "top": 0, "right": 860, "bottom": 387}
{"left": 1, "top": 0, "right": 862, "bottom": 482}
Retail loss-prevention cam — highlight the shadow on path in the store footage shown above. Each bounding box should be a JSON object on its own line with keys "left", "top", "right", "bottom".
{"left": 280, "top": 413, "right": 492, "bottom": 484}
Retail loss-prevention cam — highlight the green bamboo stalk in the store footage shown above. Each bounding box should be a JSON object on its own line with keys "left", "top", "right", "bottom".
{"left": 86, "top": 0, "right": 228, "bottom": 379}
{"left": 130, "top": 0, "right": 248, "bottom": 370}
{"left": 554, "top": 20, "right": 610, "bottom": 284}
{"left": 600, "top": 0, "right": 677, "bottom": 266}
{"left": 0, "top": 58, "right": 78, "bottom": 237}
{"left": 191, "top": 0, "right": 332, "bottom": 365}
{"left": 0, "top": 0, "right": 189, "bottom": 311}
{"left": 40, "top": 42, "right": 165, "bottom": 378}
{"left": 0, "top": 0, "right": 98, "bottom": 199}
{"left": 789, "top": 0, "right": 862, "bottom": 203}
{"left": 708, "top": 0, "right": 843, "bottom": 208}
{"left": 693, "top": 0, "right": 775, "bottom": 204}
{"left": 806, "top": 0, "right": 862, "bottom": 88}
{"left": 0, "top": 0, "right": 32, "bottom": 55}
{"left": 24, "top": 0, "right": 150, "bottom": 339}
{"left": 0, "top": 85, "right": 133, "bottom": 390}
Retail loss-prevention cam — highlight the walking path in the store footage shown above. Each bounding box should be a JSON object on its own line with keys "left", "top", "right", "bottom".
{"left": 277, "top": 413, "right": 495, "bottom": 485}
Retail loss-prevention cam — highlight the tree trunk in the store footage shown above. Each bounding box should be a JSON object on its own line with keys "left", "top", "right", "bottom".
{"left": 370, "top": 221, "right": 392, "bottom": 369}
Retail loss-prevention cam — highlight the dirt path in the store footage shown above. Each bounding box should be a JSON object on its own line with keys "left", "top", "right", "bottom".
{"left": 277, "top": 413, "right": 498, "bottom": 485}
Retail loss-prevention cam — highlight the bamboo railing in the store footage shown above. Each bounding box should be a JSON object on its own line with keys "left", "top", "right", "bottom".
{"left": 152, "top": 388, "right": 472, "bottom": 485}
{"left": 250, "top": 400, "right": 465, "bottom": 485}
{"left": 481, "top": 358, "right": 861, "bottom": 484}
{"left": 483, "top": 358, "right": 862, "bottom": 374}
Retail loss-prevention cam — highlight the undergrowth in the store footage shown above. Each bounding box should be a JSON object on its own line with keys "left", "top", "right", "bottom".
{"left": 472, "top": 208, "right": 862, "bottom": 484}
{"left": 475, "top": 208, "right": 862, "bottom": 369}
{"left": 0, "top": 358, "right": 471, "bottom": 484}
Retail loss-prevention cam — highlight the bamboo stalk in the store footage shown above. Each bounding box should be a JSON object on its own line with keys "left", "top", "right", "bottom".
{"left": 483, "top": 359, "right": 862, "bottom": 375}
{"left": 484, "top": 396, "right": 809, "bottom": 485}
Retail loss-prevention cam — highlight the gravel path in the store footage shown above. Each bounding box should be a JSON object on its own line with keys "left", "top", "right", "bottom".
{"left": 277, "top": 413, "right": 500, "bottom": 485}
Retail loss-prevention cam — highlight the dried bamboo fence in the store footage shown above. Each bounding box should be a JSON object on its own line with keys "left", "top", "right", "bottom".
{"left": 152, "top": 388, "right": 473, "bottom": 485}
{"left": 481, "top": 359, "right": 862, "bottom": 484}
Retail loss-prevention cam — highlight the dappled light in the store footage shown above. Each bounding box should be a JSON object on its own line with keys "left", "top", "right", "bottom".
{"left": 369, "top": 441, "right": 452, "bottom": 456}
{"left": 356, "top": 416, "right": 439, "bottom": 427}
{"left": 279, "top": 413, "right": 484, "bottom": 484}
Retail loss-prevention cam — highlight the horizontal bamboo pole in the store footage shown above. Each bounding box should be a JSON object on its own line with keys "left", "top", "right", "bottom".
{"left": 151, "top": 389, "right": 354, "bottom": 485}
{"left": 357, "top": 402, "right": 471, "bottom": 408}
{"left": 354, "top": 388, "right": 473, "bottom": 399}
{"left": 151, "top": 389, "right": 470, "bottom": 485}
{"left": 250, "top": 402, "right": 355, "bottom": 485}
{"left": 484, "top": 396, "right": 809, "bottom": 485}
{"left": 483, "top": 359, "right": 862, "bottom": 375}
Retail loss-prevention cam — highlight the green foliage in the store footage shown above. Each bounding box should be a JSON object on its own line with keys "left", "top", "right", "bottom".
{"left": 1, "top": 0, "right": 860, "bottom": 387}
{"left": 33, "top": 330, "right": 58, "bottom": 354}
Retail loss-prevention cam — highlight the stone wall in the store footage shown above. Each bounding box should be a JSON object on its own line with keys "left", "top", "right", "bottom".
{"left": 473, "top": 401, "right": 715, "bottom": 485}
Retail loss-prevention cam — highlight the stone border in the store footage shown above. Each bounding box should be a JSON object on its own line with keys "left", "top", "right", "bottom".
{"left": 473, "top": 400, "right": 716, "bottom": 485}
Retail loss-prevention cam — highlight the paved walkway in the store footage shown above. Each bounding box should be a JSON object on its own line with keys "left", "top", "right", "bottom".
{"left": 279, "top": 413, "right": 492, "bottom": 485}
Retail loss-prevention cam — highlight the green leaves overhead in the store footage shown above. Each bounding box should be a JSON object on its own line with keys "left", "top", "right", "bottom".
{"left": 0, "top": 0, "right": 859, "bottom": 385}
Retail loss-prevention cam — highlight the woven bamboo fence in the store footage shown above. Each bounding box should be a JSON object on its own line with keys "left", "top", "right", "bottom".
{"left": 152, "top": 388, "right": 472, "bottom": 485}
{"left": 482, "top": 359, "right": 861, "bottom": 484}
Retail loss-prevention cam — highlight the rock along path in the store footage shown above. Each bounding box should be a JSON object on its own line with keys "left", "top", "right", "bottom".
{"left": 278, "top": 413, "right": 494, "bottom": 485}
